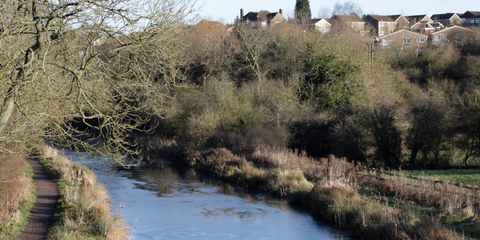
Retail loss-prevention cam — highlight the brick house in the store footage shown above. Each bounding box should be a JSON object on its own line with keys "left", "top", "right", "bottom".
{"left": 461, "top": 11, "right": 480, "bottom": 26}
{"left": 363, "top": 15, "right": 396, "bottom": 36}
{"left": 405, "top": 15, "right": 433, "bottom": 25}
{"left": 240, "top": 9, "right": 286, "bottom": 28}
{"left": 378, "top": 29, "right": 427, "bottom": 52}
{"left": 330, "top": 14, "right": 366, "bottom": 32}
{"left": 431, "top": 13, "right": 463, "bottom": 27}
{"left": 432, "top": 25, "right": 474, "bottom": 46}
{"left": 387, "top": 15, "right": 410, "bottom": 29}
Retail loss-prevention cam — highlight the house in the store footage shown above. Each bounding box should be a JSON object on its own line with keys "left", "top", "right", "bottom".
{"left": 332, "top": 33, "right": 375, "bottom": 47}
{"left": 431, "top": 13, "right": 463, "bottom": 27}
{"left": 410, "top": 21, "right": 444, "bottom": 34}
{"left": 405, "top": 15, "right": 433, "bottom": 25}
{"left": 378, "top": 29, "right": 427, "bottom": 52}
{"left": 240, "top": 9, "right": 286, "bottom": 28}
{"left": 330, "top": 14, "right": 366, "bottom": 32}
{"left": 404, "top": 14, "right": 442, "bottom": 34}
{"left": 432, "top": 25, "right": 474, "bottom": 46}
{"left": 363, "top": 15, "right": 396, "bottom": 37}
{"left": 461, "top": 11, "right": 480, "bottom": 26}
{"left": 310, "top": 18, "right": 331, "bottom": 33}
{"left": 388, "top": 15, "right": 410, "bottom": 29}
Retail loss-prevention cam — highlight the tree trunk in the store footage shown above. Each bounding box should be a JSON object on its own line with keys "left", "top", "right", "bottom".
{"left": 0, "top": 85, "right": 19, "bottom": 133}
{"left": 409, "top": 148, "right": 418, "bottom": 168}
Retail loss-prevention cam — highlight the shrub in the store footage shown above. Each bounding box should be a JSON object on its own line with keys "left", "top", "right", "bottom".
{"left": 303, "top": 42, "right": 361, "bottom": 109}
{"left": 455, "top": 89, "right": 480, "bottom": 166}
{"left": 406, "top": 95, "right": 452, "bottom": 169}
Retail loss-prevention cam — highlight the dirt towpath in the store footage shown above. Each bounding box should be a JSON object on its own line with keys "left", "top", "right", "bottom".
{"left": 16, "top": 157, "right": 59, "bottom": 240}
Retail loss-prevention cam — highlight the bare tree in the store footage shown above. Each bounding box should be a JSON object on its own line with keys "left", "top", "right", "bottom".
{"left": 317, "top": 5, "right": 332, "bottom": 19}
{"left": 184, "top": 19, "right": 235, "bottom": 86}
{"left": 231, "top": 22, "right": 272, "bottom": 82}
{"left": 0, "top": 0, "right": 195, "bottom": 165}
{"left": 332, "top": 0, "right": 363, "bottom": 17}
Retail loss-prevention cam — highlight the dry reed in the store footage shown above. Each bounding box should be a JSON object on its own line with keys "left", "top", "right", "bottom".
{"left": 40, "top": 145, "right": 129, "bottom": 239}
{"left": 0, "top": 151, "right": 35, "bottom": 239}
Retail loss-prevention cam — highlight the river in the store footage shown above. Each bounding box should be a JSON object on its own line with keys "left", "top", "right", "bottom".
{"left": 64, "top": 150, "right": 349, "bottom": 240}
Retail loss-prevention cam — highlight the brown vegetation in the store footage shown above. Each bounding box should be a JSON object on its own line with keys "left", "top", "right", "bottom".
{"left": 132, "top": 21, "right": 480, "bottom": 239}
{"left": 0, "top": 151, "right": 35, "bottom": 239}
{"left": 39, "top": 146, "right": 128, "bottom": 239}
{"left": 1, "top": 1, "right": 480, "bottom": 238}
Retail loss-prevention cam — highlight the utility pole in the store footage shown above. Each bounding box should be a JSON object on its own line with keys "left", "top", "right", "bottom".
{"left": 366, "top": 42, "right": 374, "bottom": 64}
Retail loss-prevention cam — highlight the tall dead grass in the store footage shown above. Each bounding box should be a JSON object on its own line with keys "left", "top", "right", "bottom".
{"left": 309, "top": 178, "right": 463, "bottom": 239}
{"left": 143, "top": 136, "right": 462, "bottom": 239}
{"left": 40, "top": 145, "right": 129, "bottom": 239}
{"left": 359, "top": 168, "right": 480, "bottom": 219}
{"left": 0, "top": 152, "right": 35, "bottom": 239}
{"left": 252, "top": 146, "right": 355, "bottom": 182}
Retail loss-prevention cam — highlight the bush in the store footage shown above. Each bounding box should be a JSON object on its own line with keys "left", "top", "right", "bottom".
{"left": 455, "top": 89, "right": 480, "bottom": 166}
{"left": 303, "top": 42, "right": 361, "bottom": 109}
{"left": 406, "top": 95, "right": 452, "bottom": 169}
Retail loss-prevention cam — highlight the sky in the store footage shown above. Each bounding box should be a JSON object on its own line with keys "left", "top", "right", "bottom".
{"left": 195, "top": 0, "right": 478, "bottom": 24}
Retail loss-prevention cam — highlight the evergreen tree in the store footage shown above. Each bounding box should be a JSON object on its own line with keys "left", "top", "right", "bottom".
{"left": 295, "top": 0, "right": 312, "bottom": 20}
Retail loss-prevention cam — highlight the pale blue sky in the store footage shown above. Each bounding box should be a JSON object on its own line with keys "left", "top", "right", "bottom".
{"left": 195, "top": 0, "right": 478, "bottom": 24}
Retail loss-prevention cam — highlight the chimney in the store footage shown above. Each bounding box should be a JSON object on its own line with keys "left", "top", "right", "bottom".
{"left": 279, "top": 9, "right": 283, "bottom": 15}
{"left": 240, "top": 8, "right": 244, "bottom": 19}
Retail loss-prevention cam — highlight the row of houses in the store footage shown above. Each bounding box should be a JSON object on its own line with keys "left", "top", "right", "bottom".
{"left": 237, "top": 9, "right": 478, "bottom": 51}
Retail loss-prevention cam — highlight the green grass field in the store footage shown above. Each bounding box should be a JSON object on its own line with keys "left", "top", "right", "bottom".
{"left": 401, "top": 169, "right": 480, "bottom": 186}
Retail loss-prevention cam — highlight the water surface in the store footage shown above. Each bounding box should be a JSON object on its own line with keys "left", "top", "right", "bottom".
{"left": 65, "top": 150, "right": 348, "bottom": 240}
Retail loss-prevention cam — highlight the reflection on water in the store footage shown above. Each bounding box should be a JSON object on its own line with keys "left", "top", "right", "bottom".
{"left": 64, "top": 150, "right": 350, "bottom": 240}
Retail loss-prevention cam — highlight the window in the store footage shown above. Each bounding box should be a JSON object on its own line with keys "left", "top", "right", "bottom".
{"left": 417, "top": 47, "right": 424, "bottom": 54}
{"left": 434, "top": 34, "right": 446, "bottom": 40}
{"left": 455, "top": 34, "right": 464, "bottom": 43}
{"left": 251, "top": 22, "right": 256, "bottom": 27}
{"left": 403, "top": 38, "right": 412, "bottom": 46}
{"left": 476, "top": 19, "right": 480, "bottom": 23}
{"left": 383, "top": 38, "right": 394, "bottom": 46}
{"left": 417, "top": 38, "right": 425, "bottom": 43}
{"left": 380, "top": 31, "right": 385, "bottom": 36}
{"left": 261, "top": 22, "right": 267, "bottom": 27}
{"left": 472, "top": 19, "right": 475, "bottom": 24}
{"left": 380, "top": 22, "right": 384, "bottom": 27}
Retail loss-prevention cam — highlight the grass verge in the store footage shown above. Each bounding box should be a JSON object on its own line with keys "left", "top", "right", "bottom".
{"left": 0, "top": 159, "right": 37, "bottom": 239}
{"left": 35, "top": 145, "right": 129, "bottom": 239}
{"left": 402, "top": 169, "right": 480, "bottom": 186}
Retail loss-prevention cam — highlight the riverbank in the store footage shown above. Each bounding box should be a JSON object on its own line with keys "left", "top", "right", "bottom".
{"left": 140, "top": 136, "right": 468, "bottom": 239}
{"left": 0, "top": 154, "right": 36, "bottom": 239}
{"left": 36, "top": 146, "right": 129, "bottom": 239}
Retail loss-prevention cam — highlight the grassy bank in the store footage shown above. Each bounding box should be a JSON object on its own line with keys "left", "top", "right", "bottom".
{"left": 36, "top": 146, "right": 129, "bottom": 239}
{"left": 0, "top": 155, "right": 37, "bottom": 239}
{"left": 401, "top": 169, "right": 480, "bottom": 185}
{"left": 141, "top": 137, "right": 468, "bottom": 239}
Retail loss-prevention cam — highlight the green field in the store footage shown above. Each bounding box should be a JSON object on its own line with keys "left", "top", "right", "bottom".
{"left": 401, "top": 169, "right": 480, "bottom": 186}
